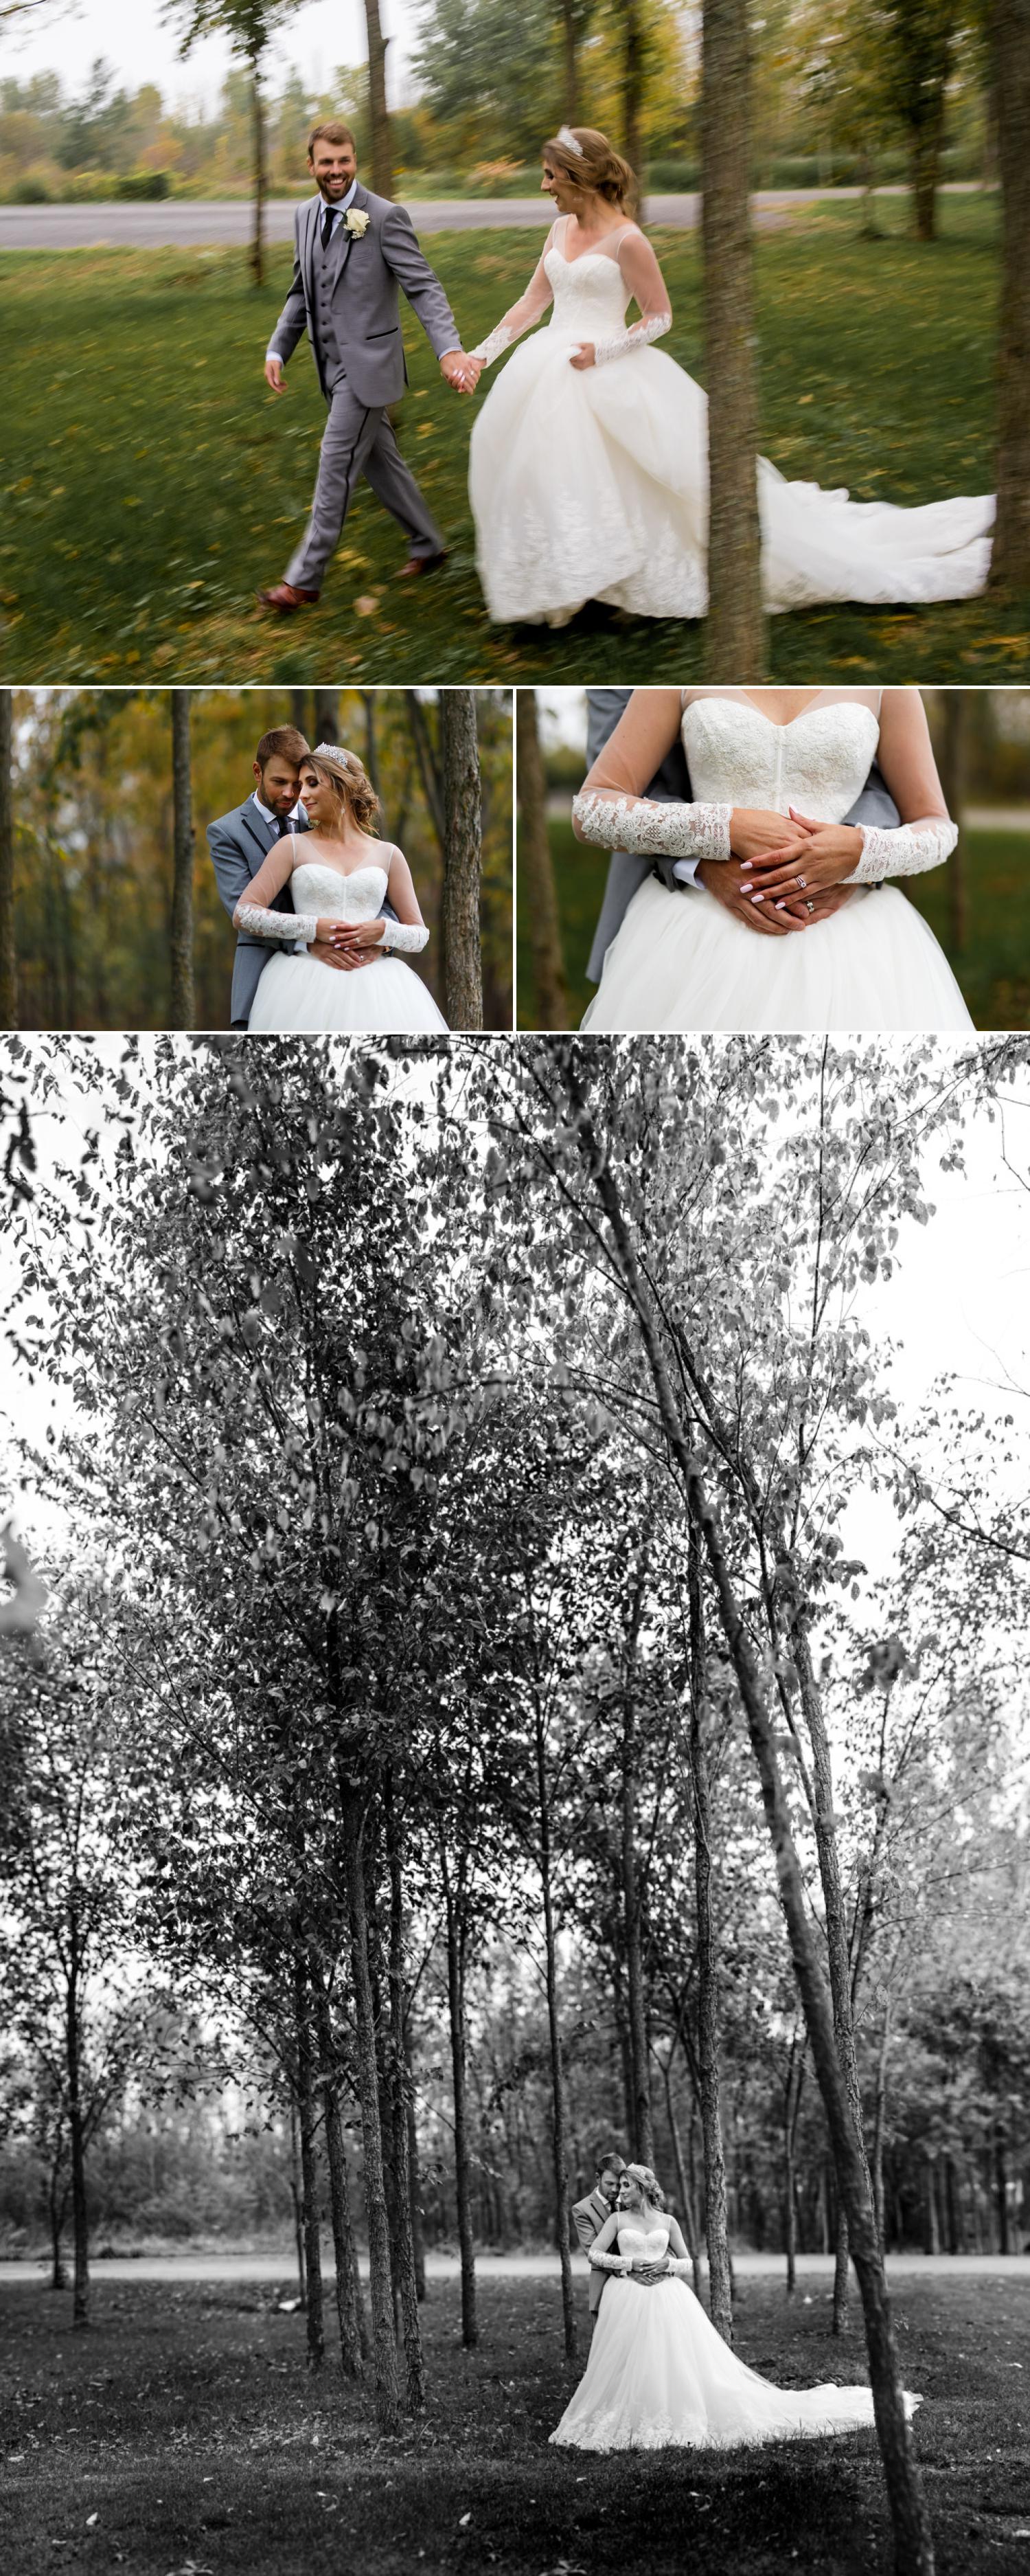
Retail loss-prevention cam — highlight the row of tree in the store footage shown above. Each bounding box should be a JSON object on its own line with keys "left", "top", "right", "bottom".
{"left": 3, "top": 1033, "right": 1029, "bottom": 2576}
{"left": 0, "top": 688, "right": 512, "bottom": 1033}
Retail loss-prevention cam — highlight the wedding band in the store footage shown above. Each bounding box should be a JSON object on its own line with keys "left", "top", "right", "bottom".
{"left": 805, "top": 899, "right": 815, "bottom": 915}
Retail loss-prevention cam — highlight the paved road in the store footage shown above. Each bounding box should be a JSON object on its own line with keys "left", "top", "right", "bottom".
{"left": 0, "top": 184, "right": 989, "bottom": 253}
{"left": 1, "top": 2249, "right": 1026, "bottom": 2285}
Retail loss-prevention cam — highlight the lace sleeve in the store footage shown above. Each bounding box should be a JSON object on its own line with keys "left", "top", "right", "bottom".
{"left": 593, "top": 229, "right": 672, "bottom": 366}
{"left": 380, "top": 919, "right": 429, "bottom": 954}
{"left": 572, "top": 789, "right": 731, "bottom": 863}
{"left": 470, "top": 227, "right": 556, "bottom": 366}
{"left": 232, "top": 833, "right": 316, "bottom": 942}
{"left": 847, "top": 817, "right": 958, "bottom": 883}
{"left": 377, "top": 845, "right": 430, "bottom": 953}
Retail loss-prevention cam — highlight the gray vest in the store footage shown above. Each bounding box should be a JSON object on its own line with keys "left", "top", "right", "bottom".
{"left": 314, "top": 215, "right": 350, "bottom": 377}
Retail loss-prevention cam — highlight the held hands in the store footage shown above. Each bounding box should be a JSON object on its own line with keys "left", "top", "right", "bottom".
{"left": 440, "top": 350, "right": 482, "bottom": 394}
{"left": 570, "top": 341, "right": 597, "bottom": 370}
{"left": 741, "top": 811, "right": 864, "bottom": 919}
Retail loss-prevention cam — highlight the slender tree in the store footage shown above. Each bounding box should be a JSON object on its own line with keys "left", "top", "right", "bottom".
{"left": 170, "top": 691, "right": 195, "bottom": 1030}
{"left": 516, "top": 690, "right": 568, "bottom": 1030}
{"left": 440, "top": 691, "right": 483, "bottom": 1030}
{"left": 0, "top": 689, "right": 15, "bottom": 1031}
{"left": 990, "top": 0, "right": 1030, "bottom": 588}
{"left": 364, "top": 0, "right": 394, "bottom": 196}
{"left": 168, "top": 0, "right": 304, "bottom": 286}
{"left": 700, "top": 0, "right": 767, "bottom": 673}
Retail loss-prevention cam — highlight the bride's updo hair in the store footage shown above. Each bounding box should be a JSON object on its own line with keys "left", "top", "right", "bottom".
{"left": 542, "top": 126, "right": 638, "bottom": 218}
{"left": 306, "top": 743, "right": 380, "bottom": 837}
{"left": 626, "top": 2162, "right": 666, "bottom": 2211}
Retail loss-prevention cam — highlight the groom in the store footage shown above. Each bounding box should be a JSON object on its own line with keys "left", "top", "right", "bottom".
{"left": 207, "top": 723, "right": 392, "bottom": 1028}
{"left": 258, "top": 121, "right": 479, "bottom": 615}
{"left": 572, "top": 2147, "right": 627, "bottom": 2332}
{"left": 584, "top": 688, "right": 904, "bottom": 984}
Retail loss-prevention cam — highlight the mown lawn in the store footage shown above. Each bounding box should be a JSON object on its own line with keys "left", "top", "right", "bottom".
{"left": 3, "top": 194, "right": 1026, "bottom": 686}
{"left": 517, "top": 824, "right": 1030, "bottom": 1028}
{"left": 1, "top": 2271, "right": 1028, "bottom": 2575}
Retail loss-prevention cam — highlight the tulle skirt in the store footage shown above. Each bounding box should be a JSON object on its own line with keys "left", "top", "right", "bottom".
{"left": 550, "top": 2274, "right": 921, "bottom": 2453}
{"left": 247, "top": 952, "right": 448, "bottom": 1034}
{"left": 580, "top": 881, "right": 973, "bottom": 1034}
{"left": 468, "top": 326, "right": 993, "bottom": 626}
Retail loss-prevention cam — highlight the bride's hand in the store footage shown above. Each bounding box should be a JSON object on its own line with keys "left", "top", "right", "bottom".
{"left": 729, "top": 808, "right": 812, "bottom": 863}
{"left": 742, "top": 821, "right": 864, "bottom": 914}
{"left": 570, "top": 341, "right": 597, "bottom": 370}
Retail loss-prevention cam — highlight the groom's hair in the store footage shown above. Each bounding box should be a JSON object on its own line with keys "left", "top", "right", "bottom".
{"left": 595, "top": 2144, "right": 628, "bottom": 2176}
{"left": 308, "top": 120, "right": 356, "bottom": 159}
{"left": 255, "top": 725, "right": 309, "bottom": 772}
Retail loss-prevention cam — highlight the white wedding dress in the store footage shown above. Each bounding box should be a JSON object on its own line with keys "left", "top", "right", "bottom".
{"left": 247, "top": 859, "right": 448, "bottom": 1033}
{"left": 551, "top": 2221, "right": 921, "bottom": 2452}
{"left": 468, "top": 218, "right": 993, "bottom": 626}
{"left": 580, "top": 695, "right": 973, "bottom": 1032}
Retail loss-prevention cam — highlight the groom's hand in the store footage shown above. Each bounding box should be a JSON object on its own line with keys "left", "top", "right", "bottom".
{"left": 697, "top": 857, "right": 809, "bottom": 934}
{"left": 264, "top": 356, "right": 287, "bottom": 394}
{"left": 729, "top": 807, "right": 810, "bottom": 863}
{"left": 308, "top": 939, "right": 371, "bottom": 975}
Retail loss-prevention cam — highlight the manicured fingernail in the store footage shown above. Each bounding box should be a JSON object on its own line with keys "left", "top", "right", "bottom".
{"left": 740, "top": 861, "right": 752, "bottom": 872}
{"left": 775, "top": 901, "right": 787, "bottom": 912}
{"left": 751, "top": 892, "right": 765, "bottom": 903}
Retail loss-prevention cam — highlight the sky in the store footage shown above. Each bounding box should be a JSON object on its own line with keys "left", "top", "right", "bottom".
{"left": 3, "top": 1041, "right": 1030, "bottom": 1598}
{"left": 4, "top": 0, "right": 422, "bottom": 114}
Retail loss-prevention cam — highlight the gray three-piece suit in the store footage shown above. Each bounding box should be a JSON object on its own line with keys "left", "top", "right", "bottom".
{"left": 584, "top": 688, "right": 903, "bottom": 986}
{"left": 269, "top": 183, "right": 461, "bottom": 591}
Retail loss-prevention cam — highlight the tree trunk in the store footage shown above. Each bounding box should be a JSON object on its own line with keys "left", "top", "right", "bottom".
{"left": 553, "top": 1063, "right": 935, "bottom": 2575}
{"left": 312, "top": 690, "right": 339, "bottom": 745}
{"left": 871, "top": 2000, "right": 893, "bottom": 2249}
{"left": 405, "top": 2055, "right": 426, "bottom": 2299}
{"left": 442, "top": 1849, "right": 477, "bottom": 2346}
{"left": 250, "top": 50, "right": 266, "bottom": 289}
{"left": 621, "top": 1572, "right": 654, "bottom": 2167}
{"left": 783, "top": 2038, "right": 805, "bottom": 2295}
{"left": 701, "top": 0, "right": 767, "bottom": 674}
{"left": 440, "top": 692, "right": 483, "bottom": 1030}
{"left": 687, "top": 1516, "right": 733, "bottom": 2344}
{"left": 558, "top": 0, "right": 580, "bottom": 120}
{"left": 342, "top": 1796, "right": 401, "bottom": 2430}
{"left": 833, "top": 2204, "right": 851, "bottom": 2332}
{"left": 515, "top": 690, "right": 568, "bottom": 1029}
{"left": 404, "top": 692, "right": 445, "bottom": 850}
{"left": 289, "top": 2101, "right": 307, "bottom": 2303}
{"left": 0, "top": 688, "right": 16, "bottom": 1032}
{"left": 385, "top": 1777, "right": 426, "bottom": 2411}
{"left": 992, "top": 0, "right": 1030, "bottom": 585}
{"left": 533, "top": 1702, "right": 578, "bottom": 2363}
{"left": 661, "top": 2043, "right": 704, "bottom": 2299}
{"left": 48, "top": 2145, "right": 69, "bottom": 2292}
{"left": 314, "top": 1986, "right": 365, "bottom": 2380}
{"left": 364, "top": 0, "right": 393, "bottom": 198}
{"left": 935, "top": 690, "right": 967, "bottom": 951}
{"left": 293, "top": 1949, "right": 325, "bottom": 2368}
{"left": 621, "top": 0, "right": 645, "bottom": 183}
{"left": 170, "top": 690, "right": 195, "bottom": 1030}
{"left": 995, "top": 2121, "right": 1011, "bottom": 2253}
{"left": 66, "top": 1940, "right": 89, "bottom": 2329}
{"left": 361, "top": 693, "right": 385, "bottom": 827}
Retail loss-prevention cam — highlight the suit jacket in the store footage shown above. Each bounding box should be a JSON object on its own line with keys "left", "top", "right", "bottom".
{"left": 270, "top": 182, "right": 461, "bottom": 408}
{"left": 571, "top": 2188, "right": 615, "bottom": 2316}
{"left": 584, "top": 687, "right": 903, "bottom": 984}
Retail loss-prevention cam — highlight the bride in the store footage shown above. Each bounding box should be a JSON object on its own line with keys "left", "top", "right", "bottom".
{"left": 466, "top": 126, "right": 993, "bottom": 629}
{"left": 577, "top": 686, "right": 974, "bottom": 1032}
{"left": 551, "top": 2165, "right": 921, "bottom": 2452}
{"left": 234, "top": 743, "right": 448, "bottom": 1033}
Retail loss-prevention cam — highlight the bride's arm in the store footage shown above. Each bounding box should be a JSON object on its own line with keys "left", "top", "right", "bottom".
{"left": 847, "top": 687, "right": 957, "bottom": 883}
{"left": 335, "top": 847, "right": 431, "bottom": 956}
{"left": 571, "top": 688, "right": 733, "bottom": 865}
{"left": 587, "top": 2215, "right": 633, "bottom": 2274}
{"left": 232, "top": 843, "right": 321, "bottom": 945}
{"left": 469, "top": 227, "right": 558, "bottom": 369}
{"left": 664, "top": 2216, "right": 694, "bottom": 2279}
{"left": 579, "top": 230, "right": 672, "bottom": 369}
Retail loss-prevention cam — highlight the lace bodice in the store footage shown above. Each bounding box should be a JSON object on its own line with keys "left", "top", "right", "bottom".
{"left": 290, "top": 861, "right": 389, "bottom": 931}
{"left": 682, "top": 695, "right": 880, "bottom": 824}
{"left": 615, "top": 2224, "right": 671, "bottom": 2258}
{"left": 545, "top": 246, "right": 632, "bottom": 337}
{"left": 472, "top": 219, "right": 671, "bottom": 369}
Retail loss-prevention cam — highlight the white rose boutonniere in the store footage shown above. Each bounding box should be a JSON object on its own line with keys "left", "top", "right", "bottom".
{"left": 345, "top": 208, "right": 371, "bottom": 238}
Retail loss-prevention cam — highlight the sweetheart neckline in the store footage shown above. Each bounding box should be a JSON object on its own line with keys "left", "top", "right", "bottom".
{"left": 293, "top": 859, "right": 389, "bottom": 885}
{"left": 547, "top": 245, "right": 631, "bottom": 273}
{"left": 683, "top": 695, "right": 879, "bottom": 735}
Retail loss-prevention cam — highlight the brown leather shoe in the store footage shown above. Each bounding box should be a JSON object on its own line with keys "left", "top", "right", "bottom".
{"left": 396, "top": 550, "right": 450, "bottom": 580}
{"left": 256, "top": 581, "right": 321, "bottom": 613}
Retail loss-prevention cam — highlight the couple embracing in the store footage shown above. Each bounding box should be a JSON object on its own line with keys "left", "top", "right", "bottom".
{"left": 258, "top": 122, "right": 992, "bottom": 631}
{"left": 556, "top": 2145, "right": 921, "bottom": 2453}
{"left": 207, "top": 724, "right": 446, "bottom": 1032}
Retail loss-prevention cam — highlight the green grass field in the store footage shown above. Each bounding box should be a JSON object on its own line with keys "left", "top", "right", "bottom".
{"left": 3, "top": 195, "right": 1027, "bottom": 685}
{"left": 517, "top": 826, "right": 1030, "bottom": 1028}
{"left": 2, "top": 2271, "right": 1029, "bottom": 2575}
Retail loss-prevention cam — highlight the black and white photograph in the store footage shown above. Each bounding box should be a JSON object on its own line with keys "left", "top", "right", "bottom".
{"left": 1, "top": 1032, "right": 1028, "bottom": 2576}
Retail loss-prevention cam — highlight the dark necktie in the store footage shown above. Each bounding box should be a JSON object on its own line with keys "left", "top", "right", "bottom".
{"left": 321, "top": 205, "right": 336, "bottom": 251}
{"left": 272, "top": 813, "right": 292, "bottom": 839}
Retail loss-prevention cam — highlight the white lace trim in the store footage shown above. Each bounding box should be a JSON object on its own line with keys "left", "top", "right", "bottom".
{"left": 234, "top": 900, "right": 316, "bottom": 943}
{"left": 380, "top": 919, "right": 429, "bottom": 955}
{"left": 593, "top": 311, "right": 671, "bottom": 365}
{"left": 572, "top": 789, "right": 732, "bottom": 863}
{"left": 847, "top": 817, "right": 958, "bottom": 883}
{"left": 471, "top": 323, "right": 515, "bottom": 368}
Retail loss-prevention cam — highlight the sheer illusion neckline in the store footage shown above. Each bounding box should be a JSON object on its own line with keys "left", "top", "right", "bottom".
{"left": 292, "top": 831, "right": 389, "bottom": 884}
{"left": 685, "top": 688, "right": 880, "bottom": 732}
{"left": 555, "top": 215, "right": 636, "bottom": 268}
